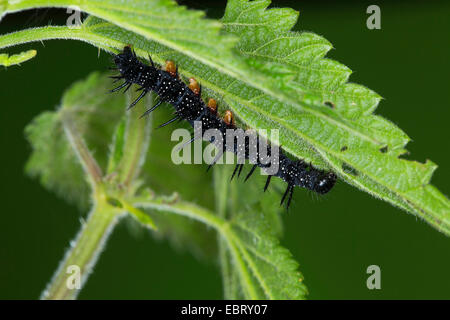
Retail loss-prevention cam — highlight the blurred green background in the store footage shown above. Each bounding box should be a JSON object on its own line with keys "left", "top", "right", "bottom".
{"left": 1, "top": 0, "right": 449, "bottom": 299}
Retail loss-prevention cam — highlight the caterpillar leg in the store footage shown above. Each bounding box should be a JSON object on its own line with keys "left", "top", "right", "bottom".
{"left": 128, "top": 90, "right": 148, "bottom": 110}
{"left": 287, "top": 185, "right": 294, "bottom": 209}
{"left": 110, "top": 81, "right": 130, "bottom": 93}
{"left": 238, "top": 162, "right": 244, "bottom": 177}
{"left": 230, "top": 163, "right": 244, "bottom": 181}
{"left": 156, "top": 115, "right": 180, "bottom": 129}
{"left": 148, "top": 54, "right": 155, "bottom": 67}
{"left": 140, "top": 100, "right": 163, "bottom": 118}
{"left": 109, "top": 75, "right": 123, "bottom": 83}
{"left": 244, "top": 164, "right": 258, "bottom": 182}
{"left": 174, "top": 136, "right": 198, "bottom": 153}
{"left": 263, "top": 175, "right": 272, "bottom": 192}
{"left": 206, "top": 149, "right": 224, "bottom": 172}
{"left": 280, "top": 184, "right": 294, "bottom": 208}
{"left": 123, "top": 83, "right": 132, "bottom": 93}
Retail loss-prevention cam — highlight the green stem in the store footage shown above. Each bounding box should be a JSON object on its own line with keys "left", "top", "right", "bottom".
{"left": 40, "top": 103, "right": 127, "bottom": 299}
{"left": 213, "top": 166, "right": 259, "bottom": 299}
{"left": 60, "top": 109, "right": 103, "bottom": 187}
{"left": 41, "top": 198, "right": 123, "bottom": 300}
{"left": 0, "top": 26, "right": 121, "bottom": 52}
{"left": 133, "top": 197, "right": 224, "bottom": 230}
{"left": 133, "top": 193, "right": 262, "bottom": 300}
{"left": 214, "top": 166, "right": 232, "bottom": 298}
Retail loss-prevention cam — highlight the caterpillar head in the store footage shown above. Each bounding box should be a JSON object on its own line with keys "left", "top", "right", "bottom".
{"left": 315, "top": 172, "right": 337, "bottom": 194}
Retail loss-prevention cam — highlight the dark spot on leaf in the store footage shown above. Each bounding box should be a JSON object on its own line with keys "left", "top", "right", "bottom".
{"left": 380, "top": 146, "right": 388, "bottom": 153}
{"left": 324, "top": 101, "right": 335, "bottom": 109}
{"left": 342, "top": 163, "right": 359, "bottom": 176}
{"left": 340, "top": 146, "right": 348, "bottom": 152}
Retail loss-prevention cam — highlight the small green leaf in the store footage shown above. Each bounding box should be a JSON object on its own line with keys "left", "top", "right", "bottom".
{"left": 106, "top": 116, "right": 126, "bottom": 174}
{"left": 122, "top": 200, "right": 157, "bottom": 230}
{"left": 0, "top": 49, "right": 36, "bottom": 66}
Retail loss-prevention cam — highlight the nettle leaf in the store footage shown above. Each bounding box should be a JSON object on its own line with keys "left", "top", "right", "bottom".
{"left": 2, "top": 1, "right": 449, "bottom": 231}
{"left": 0, "top": 0, "right": 408, "bottom": 161}
{"left": 226, "top": 209, "right": 307, "bottom": 299}
{"left": 213, "top": 165, "right": 304, "bottom": 299}
{"left": 26, "top": 111, "right": 90, "bottom": 207}
{"left": 223, "top": 0, "right": 382, "bottom": 119}
{"left": 221, "top": 0, "right": 449, "bottom": 232}
{"left": 26, "top": 71, "right": 215, "bottom": 256}
{"left": 25, "top": 72, "right": 124, "bottom": 208}
{"left": 215, "top": 164, "right": 284, "bottom": 236}
{"left": 146, "top": 206, "right": 218, "bottom": 259}
{"left": 0, "top": 0, "right": 324, "bottom": 115}
{"left": 133, "top": 186, "right": 307, "bottom": 299}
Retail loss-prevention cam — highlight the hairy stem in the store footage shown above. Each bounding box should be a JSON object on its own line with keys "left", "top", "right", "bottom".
{"left": 0, "top": 25, "right": 121, "bottom": 52}
{"left": 60, "top": 109, "right": 103, "bottom": 187}
{"left": 41, "top": 196, "right": 124, "bottom": 300}
{"left": 214, "top": 165, "right": 233, "bottom": 298}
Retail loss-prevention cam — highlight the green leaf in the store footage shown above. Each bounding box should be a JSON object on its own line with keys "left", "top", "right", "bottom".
{"left": 143, "top": 200, "right": 218, "bottom": 259}
{"left": 213, "top": 164, "right": 303, "bottom": 299}
{"left": 3, "top": 0, "right": 449, "bottom": 234}
{"left": 221, "top": 0, "right": 450, "bottom": 233}
{"left": 121, "top": 199, "right": 156, "bottom": 230}
{"left": 25, "top": 72, "right": 125, "bottom": 208}
{"left": 132, "top": 191, "right": 307, "bottom": 299}
{"left": 0, "top": 0, "right": 397, "bottom": 149}
{"left": 25, "top": 111, "right": 90, "bottom": 207}
{"left": 106, "top": 116, "right": 126, "bottom": 175}
{"left": 26, "top": 70, "right": 214, "bottom": 257}
{"left": 0, "top": 49, "right": 36, "bottom": 66}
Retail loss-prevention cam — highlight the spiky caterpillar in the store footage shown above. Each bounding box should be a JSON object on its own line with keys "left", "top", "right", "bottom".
{"left": 111, "top": 46, "right": 337, "bottom": 208}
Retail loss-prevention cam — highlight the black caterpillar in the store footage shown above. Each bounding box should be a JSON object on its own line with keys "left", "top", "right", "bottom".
{"left": 111, "top": 46, "right": 337, "bottom": 208}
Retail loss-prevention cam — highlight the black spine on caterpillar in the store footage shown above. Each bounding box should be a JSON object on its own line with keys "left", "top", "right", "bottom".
{"left": 111, "top": 46, "right": 337, "bottom": 208}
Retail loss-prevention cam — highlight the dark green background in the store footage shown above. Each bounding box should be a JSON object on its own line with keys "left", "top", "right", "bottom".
{"left": 1, "top": 0, "right": 449, "bottom": 299}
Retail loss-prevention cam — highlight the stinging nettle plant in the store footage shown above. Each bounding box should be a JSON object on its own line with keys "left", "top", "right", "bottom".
{"left": 1, "top": 0, "right": 449, "bottom": 299}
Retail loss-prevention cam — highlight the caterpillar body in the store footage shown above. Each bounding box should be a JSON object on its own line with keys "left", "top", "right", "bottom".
{"left": 111, "top": 46, "right": 337, "bottom": 208}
